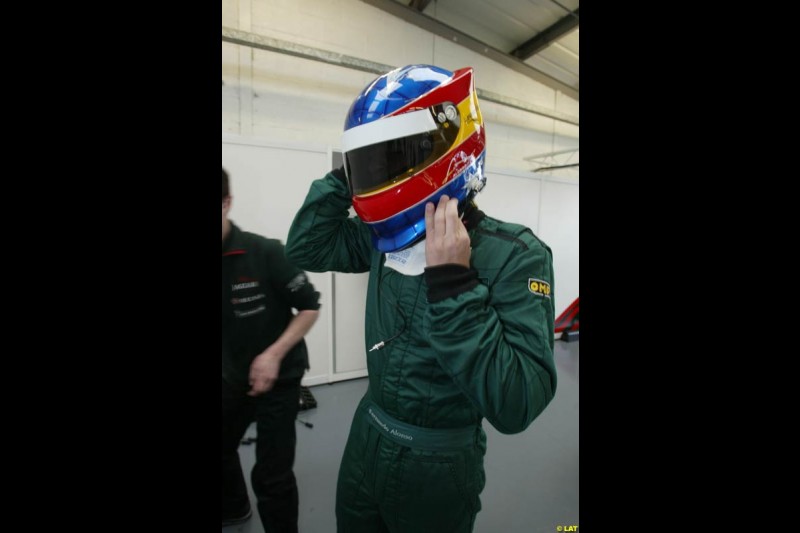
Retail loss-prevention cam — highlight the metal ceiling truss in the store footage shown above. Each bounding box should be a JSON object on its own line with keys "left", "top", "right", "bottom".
{"left": 408, "top": 0, "right": 433, "bottom": 12}
{"left": 511, "top": 7, "right": 579, "bottom": 60}
{"left": 524, "top": 147, "right": 579, "bottom": 173}
{"left": 358, "top": 0, "right": 578, "bottom": 100}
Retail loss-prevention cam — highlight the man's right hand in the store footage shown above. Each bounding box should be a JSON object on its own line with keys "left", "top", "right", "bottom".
{"left": 424, "top": 195, "right": 471, "bottom": 268}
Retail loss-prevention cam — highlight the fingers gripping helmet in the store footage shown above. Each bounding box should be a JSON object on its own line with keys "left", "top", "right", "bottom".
{"left": 341, "top": 65, "right": 486, "bottom": 253}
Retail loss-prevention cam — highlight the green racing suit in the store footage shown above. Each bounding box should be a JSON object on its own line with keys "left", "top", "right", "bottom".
{"left": 286, "top": 170, "right": 557, "bottom": 532}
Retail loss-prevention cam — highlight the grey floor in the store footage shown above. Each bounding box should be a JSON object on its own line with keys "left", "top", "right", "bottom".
{"left": 223, "top": 339, "right": 578, "bottom": 533}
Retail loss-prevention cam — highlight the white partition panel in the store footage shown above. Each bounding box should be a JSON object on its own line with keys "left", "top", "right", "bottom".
{"left": 538, "top": 178, "right": 579, "bottom": 318}
{"left": 480, "top": 169, "right": 543, "bottom": 233}
{"left": 332, "top": 272, "right": 369, "bottom": 379}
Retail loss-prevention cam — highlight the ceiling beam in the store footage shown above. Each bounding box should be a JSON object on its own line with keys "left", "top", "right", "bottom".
{"left": 359, "top": 0, "right": 578, "bottom": 100}
{"left": 533, "top": 163, "right": 579, "bottom": 173}
{"left": 511, "top": 8, "right": 579, "bottom": 60}
{"left": 221, "top": 26, "right": 395, "bottom": 75}
{"left": 408, "top": 0, "right": 432, "bottom": 12}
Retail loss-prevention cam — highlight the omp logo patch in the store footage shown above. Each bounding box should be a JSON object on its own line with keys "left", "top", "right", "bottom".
{"left": 528, "top": 278, "right": 551, "bottom": 298}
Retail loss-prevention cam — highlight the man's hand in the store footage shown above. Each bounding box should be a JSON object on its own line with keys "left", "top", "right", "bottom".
{"left": 248, "top": 349, "right": 283, "bottom": 396}
{"left": 425, "top": 195, "right": 471, "bottom": 268}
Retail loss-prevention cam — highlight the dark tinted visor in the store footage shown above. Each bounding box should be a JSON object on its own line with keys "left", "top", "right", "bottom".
{"left": 344, "top": 104, "right": 460, "bottom": 196}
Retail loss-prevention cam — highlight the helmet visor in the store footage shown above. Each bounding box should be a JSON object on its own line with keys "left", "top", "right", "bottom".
{"left": 343, "top": 104, "right": 460, "bottom": 196}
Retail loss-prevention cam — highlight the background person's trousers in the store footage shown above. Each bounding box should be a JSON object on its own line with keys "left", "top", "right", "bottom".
{"left": 222, "top": 376, "right": 301, "bottom": 533}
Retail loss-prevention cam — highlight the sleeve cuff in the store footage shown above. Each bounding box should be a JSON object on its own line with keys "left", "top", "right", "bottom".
{"left": 424, "top": 264, "right": 479, "bottom": 303}
{"left": 330, "top": 166, "right": 347, "bottom": 184}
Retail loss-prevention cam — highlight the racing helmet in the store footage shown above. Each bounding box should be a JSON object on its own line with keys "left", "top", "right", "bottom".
{"left": 341, "top": 64, "right": 486, "bottom": 253}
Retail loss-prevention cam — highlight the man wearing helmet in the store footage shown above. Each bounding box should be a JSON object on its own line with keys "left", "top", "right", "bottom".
{"left": 286, "top": 65, "right": 557, "bottom": 532}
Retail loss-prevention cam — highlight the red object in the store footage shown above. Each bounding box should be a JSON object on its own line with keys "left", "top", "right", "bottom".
{"left": 389, "top": 67, "right": 474, "bottom": 116}
{"left": 554, "top": 297, "right": 579, "bottom": 333}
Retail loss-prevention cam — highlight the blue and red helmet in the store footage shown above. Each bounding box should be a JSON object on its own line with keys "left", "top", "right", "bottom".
{"left": 341, "top": 65, "right": 486, "bottom": 253}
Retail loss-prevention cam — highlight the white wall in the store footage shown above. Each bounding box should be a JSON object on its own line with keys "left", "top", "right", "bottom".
{"left": 222, "top": 0, "right": 579, "bottom": 382}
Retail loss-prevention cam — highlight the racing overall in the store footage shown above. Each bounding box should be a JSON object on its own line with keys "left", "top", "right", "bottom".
{"left": 286, "top": 171, "right": 556, "bottom": 532}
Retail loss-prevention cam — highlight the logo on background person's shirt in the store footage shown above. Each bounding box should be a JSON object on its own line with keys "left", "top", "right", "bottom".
{"left": 528, "top": 278, "right": 551, "bottom": 298}
{"left": 232, "top": 281, "right": 259, "bottom": 291}
{"left": 286, "top": 273, "right": 308, "bottom": 292}
{"left": 231, "top": 294, "right": 265, "bottom": 305}
{"left": 234, "top": 305, "right": 266, "bottom": 318}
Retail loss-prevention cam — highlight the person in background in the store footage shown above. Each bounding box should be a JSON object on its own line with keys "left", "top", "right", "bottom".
{"left": 222, "top": 167, "right": 320, "bottom": 532}
{"left": 286, "top": 65, "right": 557, "bottom": 532}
